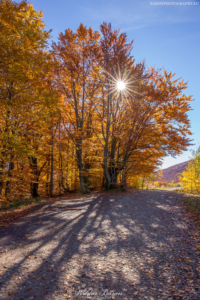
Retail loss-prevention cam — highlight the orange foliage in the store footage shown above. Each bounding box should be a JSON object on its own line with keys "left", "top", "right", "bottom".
{"left": 0, "top": 2, "right": 193, "bottom": 203}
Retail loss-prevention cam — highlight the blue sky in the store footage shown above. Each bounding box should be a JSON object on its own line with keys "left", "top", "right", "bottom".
{"left": 30, "top": 0, "right": 200, "bottom": 169}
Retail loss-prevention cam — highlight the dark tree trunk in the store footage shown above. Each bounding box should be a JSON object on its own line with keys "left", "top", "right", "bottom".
{"left": 110, "top": 172, "right": 118, "bottom": 188}
{"left": 0, "top": 160, "right": 4, "bottom": 196}
{"left": 103, "top": 145, "right": 111, "bottom": 188}
{"left": 31, "top": 181, "right": 39, "bottom": 198}
{"left": 29, "top": 157, "right": 46, "bottom": 198}
{"left": 29, "top": 157, "right": 40, "bottom": 198}
{"left": 121, "top": 158, "right": 128, "bottom": 191}
{"left": 102, "top": 175, "right": 106, "bottom": 188}
{"left": 50, "top": 131, "right": 54, "bottom": 197}
{"left": 46, "top": 159, "right": 50, "bottom": 196}
{"left": 84, "top": 162, "right": 91, "bottom": 189}
{"left": 76, "top": 140, "right": 87, "bottom": 193}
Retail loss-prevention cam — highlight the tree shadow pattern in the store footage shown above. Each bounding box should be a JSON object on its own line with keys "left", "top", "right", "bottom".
{"left": 0, "top": 190, "right": 200, "bottom": 300}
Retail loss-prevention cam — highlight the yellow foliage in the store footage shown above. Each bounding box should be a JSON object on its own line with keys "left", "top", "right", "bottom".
{"left": 180, "top": 148, "right": 200, "bottom": 194}
{"left": 0, "top": 2, "right": 193, "bottom": 204}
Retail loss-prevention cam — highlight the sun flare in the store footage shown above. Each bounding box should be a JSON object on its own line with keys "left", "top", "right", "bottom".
{"left": 102, "top": 67, "right": 143, "bottom": 99}
{"left": 117, "top": 81, "right": 125, "bottom": 91}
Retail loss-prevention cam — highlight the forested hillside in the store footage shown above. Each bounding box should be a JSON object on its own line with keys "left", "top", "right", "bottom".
{"left": 160, "top": 161, "right": 190, "bottom": 182}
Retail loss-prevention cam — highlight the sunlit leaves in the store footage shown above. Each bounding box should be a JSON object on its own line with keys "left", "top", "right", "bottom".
{"left": 0, "top": 3, "right": 193, "bottom": 201}
{"left": 180, "top": 147, "right": 200, "bottom": 194}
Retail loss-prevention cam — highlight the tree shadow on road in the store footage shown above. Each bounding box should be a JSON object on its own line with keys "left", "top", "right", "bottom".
{"left": 0, "top": 190, "right": 199, "bottom": 299}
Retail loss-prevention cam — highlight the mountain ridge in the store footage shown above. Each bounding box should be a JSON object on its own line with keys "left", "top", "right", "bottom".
{"left": 159, "top": 160, "right": 191, "bottom": 182}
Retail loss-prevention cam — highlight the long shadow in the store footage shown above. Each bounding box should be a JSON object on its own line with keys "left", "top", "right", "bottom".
{"left": 0, "top": 190, "right": 199, "bottom": 299}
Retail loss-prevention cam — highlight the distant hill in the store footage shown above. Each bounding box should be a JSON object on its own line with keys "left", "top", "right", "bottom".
{"left": 160, "top": 160, "right": 191, "bottom": 183}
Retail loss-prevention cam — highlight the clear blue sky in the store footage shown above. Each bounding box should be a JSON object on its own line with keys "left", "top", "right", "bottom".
{"left": 30, "top": 0, "right": 200, "bottom": 169}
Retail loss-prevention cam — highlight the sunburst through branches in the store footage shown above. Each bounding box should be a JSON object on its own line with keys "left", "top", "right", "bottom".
{"left": 103, "top": 67, "right": 143, "bottom": 98}
{"left": 117, "top": 81, "right": 125, "bottom": 91}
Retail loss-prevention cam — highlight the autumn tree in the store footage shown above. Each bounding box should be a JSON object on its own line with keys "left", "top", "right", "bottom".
{"left": 110, "top": 67, "right": 193, "bottom": 188}
{"left": 94, "top": 23, "right": 192, "bottom": 189}
{"left": 95, "top": 22, "right": 136, "bottom": 188}
{"left": 52, "top": 24, "right": 101, "bottom": 193}
{"left": 0, "top": 0, "right": 56, "bottom": 200}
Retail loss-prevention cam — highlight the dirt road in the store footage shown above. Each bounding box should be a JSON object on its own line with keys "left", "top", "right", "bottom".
{"left": 0, "top": 190, "right": 199, "bottom": 300}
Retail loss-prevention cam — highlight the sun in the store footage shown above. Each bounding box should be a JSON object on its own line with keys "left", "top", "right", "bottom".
{"left": 117, "top": 81, "right": 126, "bottom": 91}
{"left": 102, "top": 67, "right": 142, "bottom": 98}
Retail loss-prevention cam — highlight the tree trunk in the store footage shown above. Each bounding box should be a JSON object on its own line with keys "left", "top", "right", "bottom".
{"left": 29, "top": 157, "right": 46, "bottom": 198}
{"left": 102, "top": 175, "right": 106, "bottom": 188}
{"left": 111, "top": 172, "right": 118, "bottom": 187}
{"left": 103, "top": 141, "right": 111, "bottom": 188}
{"left": 76, "top": 141, "right": 87, "bottom": 193}
{"left": 31, "top": 180, "right": 39, "bottom": 198}
{"left": 46, "top": 159, "right": 50, "bottom": 196}
{"left": 121, "top": 165, "right": 126, "bottom": 186}
{"left": 0, "top": 160, "right": 4, "bottom": 196}
{"left": 50, "top": 131, "right": 54, "bottom": 197}
{"left": 109, "top": 137, "right": 118, "bottom": 186}
{"left": 121, "top": 159, "right": 128, "bottom": 190}
{"left": 5, "top": 157, "right": 14, "bottom": 197}
{"left": 103, "top": 88, "right": 111, "bottom": 188}
{"left": 29, "top": 157, "right": 40, "bottom": 198}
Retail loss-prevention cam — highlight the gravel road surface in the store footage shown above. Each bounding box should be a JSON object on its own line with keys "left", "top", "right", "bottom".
{"left": 0, "top": 190, "right": 199, "bottom": 300}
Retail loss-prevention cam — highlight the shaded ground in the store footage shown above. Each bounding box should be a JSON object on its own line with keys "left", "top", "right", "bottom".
{"left": 0, "top": 190, "right": 200, "bottom": 300}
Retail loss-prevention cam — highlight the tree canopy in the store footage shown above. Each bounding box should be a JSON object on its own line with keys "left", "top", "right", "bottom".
{"left": 0, "top": 0, "right": 193, "bottom": 202}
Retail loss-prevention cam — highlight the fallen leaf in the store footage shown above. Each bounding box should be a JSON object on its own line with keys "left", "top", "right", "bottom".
{"left": 33, "top": 276, "right": 38, "bottom": 279}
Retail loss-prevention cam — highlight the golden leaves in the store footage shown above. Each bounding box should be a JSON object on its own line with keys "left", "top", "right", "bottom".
{"left": 0, "top": 3, "right": 193, "bottom": 198}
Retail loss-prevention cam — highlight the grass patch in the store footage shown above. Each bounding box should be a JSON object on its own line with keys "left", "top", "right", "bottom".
{"left": 170, "top": 189, "right": 184, "bottom": 193}
{"left": 183, "top": 197, "right": 200, "bottom": 217}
